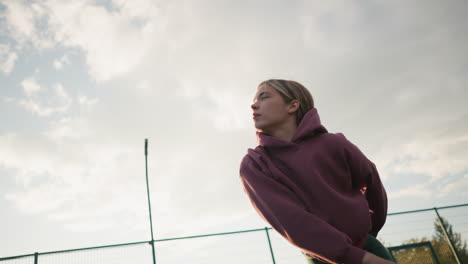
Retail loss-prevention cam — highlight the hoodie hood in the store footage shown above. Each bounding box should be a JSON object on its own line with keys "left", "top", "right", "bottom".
{"left": 256, "top": 108, "right": 328, "bottom": 147}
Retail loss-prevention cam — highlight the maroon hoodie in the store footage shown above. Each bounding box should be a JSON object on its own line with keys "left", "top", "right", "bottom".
{"left": 239, "top": 108, "right": 387, "bottom": 264}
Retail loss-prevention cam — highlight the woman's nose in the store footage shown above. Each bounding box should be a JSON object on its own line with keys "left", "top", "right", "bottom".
{"left": 251, "top": 102, "right": 257, "bottom": 110}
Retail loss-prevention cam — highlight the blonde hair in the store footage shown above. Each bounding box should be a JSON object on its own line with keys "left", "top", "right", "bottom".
{"left": 258, "top": 79, "right": 314, "bottom": 125}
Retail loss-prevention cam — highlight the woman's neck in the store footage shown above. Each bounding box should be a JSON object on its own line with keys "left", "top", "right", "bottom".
{"left": 263, "top": 121, "right": 297, "bottom": 142}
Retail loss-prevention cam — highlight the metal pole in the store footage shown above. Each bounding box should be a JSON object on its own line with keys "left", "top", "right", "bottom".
{"left": 34, "top": 252, "right": 38, "bottom": 264}
{"left": 434, "top": 208, "right": 462, "bottom": 264}
{"left": 145, "top": 139, "right": 157, "bottom": 264}
{"left": 264, "top": 227, "right": 276, "bottom": 264}
{"left": 427, "top": 242, "right": 441, "bottom": 264}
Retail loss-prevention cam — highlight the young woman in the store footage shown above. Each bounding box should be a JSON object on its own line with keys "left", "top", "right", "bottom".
{"left": 239, "top": 79, "right": 394, "bottom": 264}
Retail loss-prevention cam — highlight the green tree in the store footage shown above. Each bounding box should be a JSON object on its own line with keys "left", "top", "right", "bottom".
{"left": 432, "top": 216, "right": 468, "bottom": 264}
{"left": 393, "top": 217, "right": 467, "bottom": 264}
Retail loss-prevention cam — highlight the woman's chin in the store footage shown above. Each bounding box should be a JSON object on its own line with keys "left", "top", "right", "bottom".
{"left": 254, "top": 122, "right": 264, "bottom": 130}
{"left": 254, "top": 125, "right": 269, "bottom": 134}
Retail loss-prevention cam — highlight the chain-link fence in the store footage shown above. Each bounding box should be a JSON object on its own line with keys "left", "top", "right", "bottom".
{"left": 388, "top": 242, "right": 440, "bottom": 264}
{"left": 1, "top": 204, "right": 467, "bottom": 264}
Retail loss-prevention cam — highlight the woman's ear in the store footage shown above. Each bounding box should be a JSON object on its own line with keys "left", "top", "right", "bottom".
{"left": 288, "top": 100, "right": 300, "bottom": 114}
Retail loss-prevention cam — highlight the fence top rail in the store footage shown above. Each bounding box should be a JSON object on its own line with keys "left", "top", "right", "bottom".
{"left": 387, "top": 203, "right": 468, "bottom": 216}
{"left": 0, "top": 253, "right": 36, "bottom": 261}
{"left": 0, "top": 228, "right": 272, "bottom": 260}
{"left": 387, "top": 241, "right": 432, "bottom": 251}
{"left": 0, "top": 240, "right": 151, "bottom": 260}
{"left": 1, "top": 203, "right": 467, "bottom": 261}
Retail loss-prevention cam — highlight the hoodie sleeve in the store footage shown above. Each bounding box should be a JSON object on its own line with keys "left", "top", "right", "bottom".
{"left": 240, "top": 155, "right": 366, "bottom": 264}
{"left": 339, "top": 134, "right": 388, "bottom": 236}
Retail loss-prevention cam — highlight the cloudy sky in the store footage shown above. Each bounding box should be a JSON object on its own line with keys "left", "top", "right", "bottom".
{"left": 1, "top": 0, "right": 467, "bottom": 260}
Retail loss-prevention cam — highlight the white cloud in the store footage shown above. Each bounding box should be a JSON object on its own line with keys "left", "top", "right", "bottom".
{"left": 43, "top": 0, "right": 159, "bottom": 81}
{"left": 1, "top": 0, "right": 35, "bottom": 41}
{"left": 300, "top": 2, "right": 362, "bottom": 57}
{"left": 388, "top": 183, "right": 432, "bottom": 200}
{"left": 77, "top": 95, "right": 98, "bottom": 106}
{"left": 5, "top": 181, "right": 73, "bottom": 214}
{"left": 19, "top": 98, "right": 70, "bottom": 116}
{"left": 111, "top": 0, "right": 160, "bottom": 20}
{"left": 18, "top": 78, "right": 72, "bottom": 117}
{"left": 0, "top": 44, "right": 18, "bottom": 74}
{"left": 1, "top": 0, "right": 53, "bottom": 49}
{"left": 54, "top": 83, "right": 68, "bottom": 98}
{"left": 376, "top": 133, "right": 468, "bottom": 182}
{"left": 0, "top": 132, "right": 149, "bottom": 232}
{"left": 0, "top": 133, "right": 56, "bottom": 187}
{"left": 52, "top": 54, "right": 70, "bottom": 70}
{"left": 44, "top": 117, "right": 91, "bottom": 141}
{"left": 0, "top": 99, "right": 252, "bottom": 236}
{"left": 177, "top": 79, "right": 252, "bottom": 131}
{"left": 437, "top": 174, "right": 468, "bottom": 198}
{"left": 387, "top": 173, "right": 468, "bottom": 201}
{"left": 21, "top": 77, "right": 41, "bottom": 96}
{"left": 1, "top": 0, "right": 159, "bottom": 81}
{"left": 2, "top": 96, "right": 15, "bottom": 103}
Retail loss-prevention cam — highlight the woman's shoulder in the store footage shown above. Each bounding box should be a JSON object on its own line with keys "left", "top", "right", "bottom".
{"left": 239, "top": 147, "right": 266, "bottom": 177}
{"left": 314, "top": 132, "right": 348, "bottom": 145}
{"left": 307, "top": 133, "right": 352, "bottom": 156}
{"left": 240, "top": 146, "right": 263, "bottom": 166}
{"left": 241, "top": 144, "right": 278, "bottom": 172}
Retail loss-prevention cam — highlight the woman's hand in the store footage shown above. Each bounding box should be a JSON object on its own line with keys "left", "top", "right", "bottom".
{"left": 362, "top": 252, "right": 395, "bottom": 264}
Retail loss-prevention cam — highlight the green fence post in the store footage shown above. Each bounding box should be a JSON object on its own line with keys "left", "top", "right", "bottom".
{"left": 34, "top": 252, "right": 38, "bottom": 264}
{"left": 145, "top": 139, "right": 157, "bottom": 264}
{"left": 434, "top": 207, "right": 462, "bottom": 264}
{"left": 264, "top": 227, "right": 276, "bottom": 264}
{"left": 427, "top": 242, "right": 441, "bottom": 264}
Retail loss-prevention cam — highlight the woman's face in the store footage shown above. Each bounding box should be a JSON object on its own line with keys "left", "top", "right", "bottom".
{"left": 251, "top": 83, "right": 293, "bottom": 133}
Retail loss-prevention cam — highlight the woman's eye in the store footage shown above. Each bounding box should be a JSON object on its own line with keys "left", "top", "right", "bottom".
{"left": 260, "top": 96, "right": 267, "bottom": 100}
